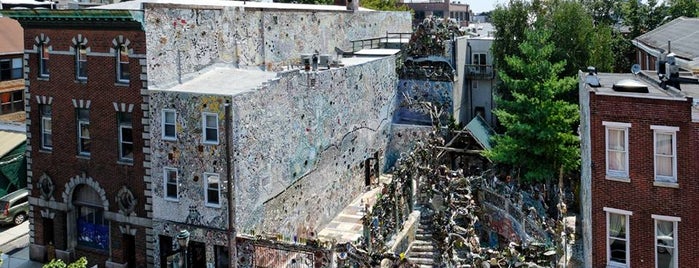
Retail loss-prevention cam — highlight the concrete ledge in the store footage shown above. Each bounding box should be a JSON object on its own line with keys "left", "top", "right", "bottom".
{"left": 387, "top": 210, "right": 420, "bottom": 255}
{"left": 55, "top": 249, "right": 73, "bottom": 263}
{"left": 29, "top": 244, "right": 46, "bottom": 263}
{"left": 106, "top": 260, "right": 128, "bottom": 268}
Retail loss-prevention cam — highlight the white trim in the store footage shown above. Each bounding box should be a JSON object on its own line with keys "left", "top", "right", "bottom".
{"left": 594, "top": 91, "right": 687, "bottom": 101}
{"left": 161, "top": 109, "right": 177, "bottom": 141}
{"left": 163, "top": 167, "right": 178, "bottom": 201}
{"left": 202, "top": 112, "right": 219, "bottom": 145}
{"left": 652, "top": 214, "right": 681, "bottom": 222}
{"left": 653, "top": 127, "right": 677, "bottom": 184}
{"left": 204, "top": 172, "right": 221, "bottom": 208}
{"left": 653, "top": 217, "right": 679, "bottom": 268}
{"left": 606, "top": 210, "right": 631, "bottom": 267}
{"left": 603, "top": 207, "right": 633, "bottom": 215}
{"left": 603, "top": 121, "right": 632, "bottom": 128}
{"left": 650, "top": 125, "right": 679, "bottom": 132}
{"left": 605, "top": 123, "right": 630, "bottom": 178}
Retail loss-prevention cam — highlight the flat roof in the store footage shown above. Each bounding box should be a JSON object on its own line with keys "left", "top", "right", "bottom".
{"left": 585, "top": 71, "right": 699, "bottom": 100}
{"left": 352, "top": 48, "right": 400, "bottom": 56}
{"left": 155, "top": 66, "right": 277, "bottom": 95}
{"left": 93, "top": 0, "right": 373, "bottom": 11}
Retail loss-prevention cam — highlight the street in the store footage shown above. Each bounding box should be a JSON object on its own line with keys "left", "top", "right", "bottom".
{"left": 0, "top": 221, "right": 40, "bottom": 268}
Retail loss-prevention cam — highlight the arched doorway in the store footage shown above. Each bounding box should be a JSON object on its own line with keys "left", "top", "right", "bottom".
{"left": 72, "top": 184, "right": 108, "bottom": 251}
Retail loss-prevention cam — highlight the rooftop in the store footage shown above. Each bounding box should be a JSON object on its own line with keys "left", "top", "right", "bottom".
{"left": 586, "top": 72, "right": 695, "bottom": 98}
{"left": 155, "top": 66, "right": 277, "bottom": 95}
{"left": 92, "top": 0, "right": 372, "bottom": 11}
{"left": 634, "top": 16, "right": 699, "bottom": 61}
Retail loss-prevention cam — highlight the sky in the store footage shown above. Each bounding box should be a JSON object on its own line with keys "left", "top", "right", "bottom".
{"left": 467, "top": 0, "right": 502, "bottom": 14}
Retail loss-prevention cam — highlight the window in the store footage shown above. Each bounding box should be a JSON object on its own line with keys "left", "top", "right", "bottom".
{"left": 204, "top": 173, "right": 220, "bottom": 207}
{"left": 162, "top": 109, "right": 176, "bottom": 140}
{"left": 76, "top": 108, "right": 90, "bottom": 156}
{"left": 117, "top": 44, "right": 130, "bottom": 83}
{"left": 473, "top": 53, "right": 487, "bottom": 65}
{"left": 39, "top": 44, "right": 49, "bottom": 77}
{"left": 76, "top": 205, "right": 107, "bottom": 250}
{"left": 604, "top": 122, "right": 631, "bottom": 179}
{"left": 605, "top": 207, "right": 631, "bottom": 267}
{"left": 472, "top": 80, "right": 478, "bottom": 89}
{"left": 0, "top": 90, "right": 23, "bottom": 114}
{"left": 76, "top": 45, "right": 87, "bottom": 80}
{"left": 118, "top": 112, "right": 133, "bottom": 161}
{"left": 653, "top": 215, "right": 680, "bottom": 268}
{"left": 202, "top": 112, "right": 219, "bottom": 144}
{"left": 40, "top": 104, "right": 52, "bottom": 150}
{"left": 0, "top": 58, "right": 22, "bottom": 81}
{"left": 164, "top": 167, "right": 178, "bottom": 200}
{"left": 652, "top": 125, "right": 678, "bottom": 184}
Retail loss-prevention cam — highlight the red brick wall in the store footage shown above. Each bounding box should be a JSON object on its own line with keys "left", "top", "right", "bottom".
{"left": 24, "top": 27, "right": 147, "bottom": 266}
{"left": 589, "top": 92, "right": 699, "bottom": 267}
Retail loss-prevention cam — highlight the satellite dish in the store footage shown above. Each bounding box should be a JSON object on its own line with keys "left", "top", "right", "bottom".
{"left": 631, "top": 64, "right": 641, "bottom": 75}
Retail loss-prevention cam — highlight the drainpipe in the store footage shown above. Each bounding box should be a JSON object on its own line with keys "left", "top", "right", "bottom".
{"left": 225, "top": 101, "right": 237, "bottom": 267}
{"left": 467, "top": 42, "right": 472, "bottom": 121}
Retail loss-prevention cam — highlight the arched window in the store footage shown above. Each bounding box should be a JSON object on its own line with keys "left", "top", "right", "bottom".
{"left": 35, "top": 34, "right": 50, "bottom": 77}
{"left": 72, "top": 34, "right": 88, "bottom": 81}
{"left": 117, "top": 44, "right": 130, "bottom": 83}
{"left": 72, "top": 185, "right": 108, "bottom": 250}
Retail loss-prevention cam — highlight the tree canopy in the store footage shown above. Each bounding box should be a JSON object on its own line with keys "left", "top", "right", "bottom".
{"left": 486, "top": 26, "right": 580, "bottom": 182}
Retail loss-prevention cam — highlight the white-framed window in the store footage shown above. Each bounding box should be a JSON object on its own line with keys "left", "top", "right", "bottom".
{"left": 76, "top": 108, "right": 90, "bottom": 156}
{"left": 652, "top": 125, "right": 678, "bottom": 184}
{"left": 40, "top": 104, "right": 52, "bottom": 150}
{"left": 117, "top": 44, "right": 130, "bottom": 83}
{"left": 653, "top": 214, "right": 680, "bottom": 268}
{"left": 0, "top": 90, "right": 23, "bottom": 115}
{"left": 162, "top": 109, "right": 176, "bottom": 141}
{"left": 76, "top": 45, "right": 87, "bottom": 80}
{"left": 164, "top": 167, "right": 178, "bottom": 200}
{"left": 605, "top": 207, "right": 632, "bottom": 267}
{"left": 39, "top": 43, "right": 49, "bottom": 77}
{"left": 204, "top": 172, "right": 220, "bottom": 207}
{"left": 473, "top": 53, "right": 487, "bottom": 65}
{"left": 604, "top": 122, "right": 631, "bottom": 179}
{"left": 118, "top": 112, "right": 133, "bottom": 162}
{"left": 202, "top": 112, "right": 219, "bottom": 144}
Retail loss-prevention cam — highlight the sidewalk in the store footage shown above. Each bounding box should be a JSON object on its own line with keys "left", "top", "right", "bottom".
{"left": 1, "top": 247, "right": 43, "bottom": 268}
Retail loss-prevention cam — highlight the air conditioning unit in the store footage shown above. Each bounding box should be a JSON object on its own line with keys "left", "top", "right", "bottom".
{"left": 347, "top": 0, "right": 358, "bottom": 11}
{"left": 319, "top": 54, "right": 330, "bottom": 69}
{"left": 301, "top": 54, "right": 312, "bottom": 71}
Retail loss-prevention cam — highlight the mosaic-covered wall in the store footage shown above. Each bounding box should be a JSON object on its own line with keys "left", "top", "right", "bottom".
{"left": 393, "top": 79, "right": 454, "bottom": 125}
{"left": 234, "top": 56, "right": 398, "bottom": 235}
{"left": 144, "top": 5, "right": 412, "bottom": 88}
{"left": 384, "top": 124, "right": 434, "bottom": 170}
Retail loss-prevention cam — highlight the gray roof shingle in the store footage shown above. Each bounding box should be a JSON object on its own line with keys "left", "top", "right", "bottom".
{"left": 635, "top": 17, "right": 699, "bottom": 60}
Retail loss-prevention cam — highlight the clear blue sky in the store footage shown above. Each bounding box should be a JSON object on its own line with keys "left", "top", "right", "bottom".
{"left": 466, "top": 0, "right": 502, "bottom": 14}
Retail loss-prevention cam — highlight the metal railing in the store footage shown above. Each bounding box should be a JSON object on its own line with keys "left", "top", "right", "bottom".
{"left": 350, "top": 32, "right": 412, "bottom": 52}
{"left": 465, "top": 64, "right": 495, "bottom": 79}
{"left": 254, "top": 246, "right": 315, "bottom": 268}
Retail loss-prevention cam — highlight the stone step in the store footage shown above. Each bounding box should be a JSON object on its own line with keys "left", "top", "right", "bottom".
{"left": 416, "top": 233, "right": 433, "bottom": 240}
{"left": 409, "top": 257, "right": 435, "bottom": 266}
{"left": 418, "top": 265, "right": 433, "bottom": 268}
{"left": 409, "top": 250, "right": 435, "bottom": 259}
{"left": 410, "top": 245, "right": 435, "bottom": 253}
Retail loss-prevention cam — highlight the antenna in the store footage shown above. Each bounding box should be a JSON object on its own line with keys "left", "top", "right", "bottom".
{"left": 631, "top": 64, "right": 641, "bottom": 75}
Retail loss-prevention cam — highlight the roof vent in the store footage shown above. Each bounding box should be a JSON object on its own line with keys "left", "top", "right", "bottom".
{"left": 585, "top": 66, "right": 600, "bottom": 87}
{"left": 612, "top": 79, "right": 648, "bottom": 93}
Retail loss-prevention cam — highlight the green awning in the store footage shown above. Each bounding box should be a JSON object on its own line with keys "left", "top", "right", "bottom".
{"left": 464, "top": 115, "right": 495, "bottom": 150}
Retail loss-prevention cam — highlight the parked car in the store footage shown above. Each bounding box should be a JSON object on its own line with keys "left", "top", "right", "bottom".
{"left": 0, "top": 189, "right": 29, "bottom": 225}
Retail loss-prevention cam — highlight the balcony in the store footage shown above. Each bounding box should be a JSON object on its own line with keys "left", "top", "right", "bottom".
{"left": 465, "top": 64, "right": 495, "bottom": 79}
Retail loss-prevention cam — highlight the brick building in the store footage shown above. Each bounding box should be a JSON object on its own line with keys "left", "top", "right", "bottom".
{"left": 5, "top": 9, "right": 150, "bottom": 268}
{"left": 399, "top": 0, "right": 469, "bottom": 26}
{"left": 579, "top": 70, "right": 699, "bottom": 268}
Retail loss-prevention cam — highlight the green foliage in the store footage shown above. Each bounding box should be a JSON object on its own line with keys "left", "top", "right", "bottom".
{"left": 361, "top": 0, "right": 411, "bottom": 12}
{"left": 43, "top": 257, "right": 88, "bottom": 268}
{"left": 485, "top": 27, "right": 580, "bottom": 182}
{"left": 667, "top": 0, "right": 699, "bottom": 19}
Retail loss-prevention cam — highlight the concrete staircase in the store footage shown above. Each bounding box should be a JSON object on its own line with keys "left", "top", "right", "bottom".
{"left": 407, "top": 207, "right": 439, "bottom": 267}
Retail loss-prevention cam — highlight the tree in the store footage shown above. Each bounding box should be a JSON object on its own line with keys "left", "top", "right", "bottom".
{"left": 491, "top": 0, "right": 533, "bottom": 100}
{"left": 361, "top": 0, "right": 411, "bottom": 12}
{"left": 667, "top": 0, "right": 699, "bottom": 19}
{"left": 485, "top": 26, "right": 580, "bottom": 183}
